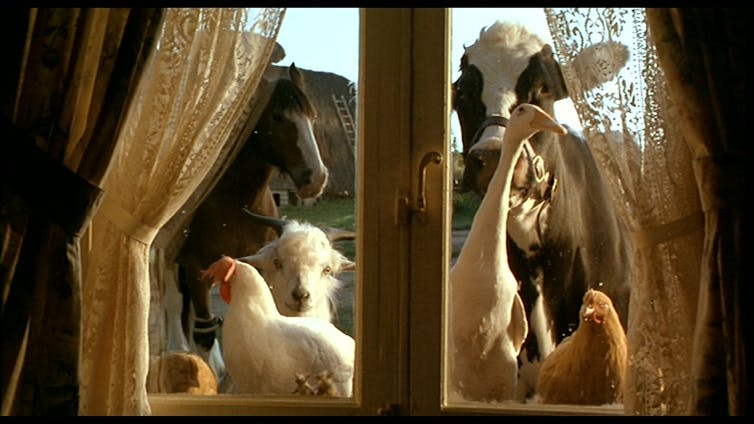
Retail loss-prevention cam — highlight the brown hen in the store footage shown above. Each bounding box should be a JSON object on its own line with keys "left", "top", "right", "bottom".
{"left": 537, "top": 288, "right": 627, "bottom": 405}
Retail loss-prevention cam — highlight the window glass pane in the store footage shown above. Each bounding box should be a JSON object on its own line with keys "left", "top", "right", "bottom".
{"left": 445, "top": 8, "right": 627, "bottom": 413}
{"left": 148, "top": 7, "right": 360, "bottom": 402}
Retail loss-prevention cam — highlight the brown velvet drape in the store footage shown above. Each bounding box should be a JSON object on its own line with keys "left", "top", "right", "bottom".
{"left": 1, "top": 8, "right": 161, "bottom": 415}
{"left": 647, "top": 8, "right": 748, "bottom": 416}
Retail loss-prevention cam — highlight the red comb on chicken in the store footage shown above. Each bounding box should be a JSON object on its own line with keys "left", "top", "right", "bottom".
{"left": 201, "top": 255, "right": 235, "bottom": 304}
{"left": 537, "top": 288, "right": 627, "bottom": 405}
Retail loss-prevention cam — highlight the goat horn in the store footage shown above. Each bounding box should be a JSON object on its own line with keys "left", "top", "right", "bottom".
{"left": 241, "top": 206, "right": 285, "bottom": 237}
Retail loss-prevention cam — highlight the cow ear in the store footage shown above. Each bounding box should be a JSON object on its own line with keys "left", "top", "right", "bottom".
{"left": 567, "top": 40, "right": 629, "bottom": 92}
{"left": 535, "top": 44, "right": 569, "bottom": 101}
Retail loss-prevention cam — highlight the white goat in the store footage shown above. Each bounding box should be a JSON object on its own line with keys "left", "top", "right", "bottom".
{"left": 203, "top": 255, "right": 355, "bottom": 396}
{"left": 449, "top": 103, "right": 566, "bottom": 402}
{"left": 239, "top": 209, "right": 355, "bottom": 323}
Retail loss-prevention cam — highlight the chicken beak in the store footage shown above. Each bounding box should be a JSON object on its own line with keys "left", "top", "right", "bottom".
{"left": 583, "top": 306, "right": 594, "bottom": 322}
{"left": 532, "top": 109, "right": 567, "bottom": 135}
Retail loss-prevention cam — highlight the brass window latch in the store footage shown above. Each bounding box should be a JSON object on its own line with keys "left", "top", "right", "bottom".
{"left": 396, "top": 151, "right": 442, "bottom": 225}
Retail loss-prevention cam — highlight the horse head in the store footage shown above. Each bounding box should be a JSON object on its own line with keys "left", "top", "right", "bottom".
{"left": 254, "top": 63, "right": 328, "bottom": 200}
{"left": 175, "top": 63, "right": 331, "bottom": 361}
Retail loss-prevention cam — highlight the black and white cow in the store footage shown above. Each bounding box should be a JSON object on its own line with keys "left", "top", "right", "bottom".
{"left": 452, "top": 21, "right": 632, "bottom": 402}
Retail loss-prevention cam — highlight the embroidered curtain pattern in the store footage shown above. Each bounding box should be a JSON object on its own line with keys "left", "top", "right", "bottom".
{"left": 79, "top": 8, "right": 284, "bottom": 415}
{"left": 544, "top": 8, "right": 704, "bottom": 415}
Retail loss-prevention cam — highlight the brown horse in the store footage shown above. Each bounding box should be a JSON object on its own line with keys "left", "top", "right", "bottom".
{"left": 176, "top": 63, "right": 328, "bottom": 353}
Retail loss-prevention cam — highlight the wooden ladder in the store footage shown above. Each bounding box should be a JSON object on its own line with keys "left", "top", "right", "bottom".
{"left": 332, "top": 94, "right": 356, "bottom": 145}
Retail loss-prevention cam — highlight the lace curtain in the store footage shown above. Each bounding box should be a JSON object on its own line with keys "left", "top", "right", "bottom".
{"left": 79, "top": 8, "right": 284, "bottom": 415}
{"left": 544, "top": 8, "right": 704, "bottom": 415}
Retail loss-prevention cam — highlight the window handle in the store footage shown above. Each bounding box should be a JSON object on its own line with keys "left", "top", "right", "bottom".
{"left": 396, "top": 151, "right": 442, "bottom": 225}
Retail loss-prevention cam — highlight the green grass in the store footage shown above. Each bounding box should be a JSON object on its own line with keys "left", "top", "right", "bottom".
{"left": 451, "top": 190, "right": 481, "bottom": 230}
{"left": 280, "top": 196, "right": 356, "bottom": 231}
{"left": 280, "top": 196, "right": 356, "bottom": 260}
{"left": 280, "top": 191, "right": 479, "bottom": 237}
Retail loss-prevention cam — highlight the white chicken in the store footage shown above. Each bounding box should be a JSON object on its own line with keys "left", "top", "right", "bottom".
{"left": 202, "top": 255, "right": 354, "bottom": 396}
{"left": 450, "top": 103, "right": 567, "bottom": 402}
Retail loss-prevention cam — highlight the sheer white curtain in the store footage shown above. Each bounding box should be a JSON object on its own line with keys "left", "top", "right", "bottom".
{"left": 79, "top": 8, "right": 285, "bottom": 415}
{"left": 544, "top": 8, "right": 703, "bottom": 415}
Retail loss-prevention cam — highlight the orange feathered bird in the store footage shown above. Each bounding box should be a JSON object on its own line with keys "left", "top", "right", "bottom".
{"left": 537, "top": 288, "right": 627, "bottom": 405}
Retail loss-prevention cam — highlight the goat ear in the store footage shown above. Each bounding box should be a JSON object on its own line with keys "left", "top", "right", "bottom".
{"left": 324, "top": 227, "right": 356, "bottom": 242}
{"left": 238, "top": 254, "right": 265, "bottom": 271}
{"left": 341, "top": 258, "right": 356, "bottom": 272}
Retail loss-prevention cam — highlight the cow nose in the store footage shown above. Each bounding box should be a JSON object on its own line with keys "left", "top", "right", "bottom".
{"left": 293, "top": 287, "right": 310, "bottom": 302}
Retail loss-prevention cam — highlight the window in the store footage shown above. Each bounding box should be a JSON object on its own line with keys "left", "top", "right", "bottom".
{"left": 149, "top": 8, "right": 449, "bottom": 415}
{"left": 149, "top": 8, "right": 632, "bottom": 415}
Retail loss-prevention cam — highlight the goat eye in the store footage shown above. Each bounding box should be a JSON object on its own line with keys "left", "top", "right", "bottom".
{"left": 273, "top": 258, "right": 283, "bottom": 270}
{"left": 323, "top": 265, "right": 332, "bottom": 275}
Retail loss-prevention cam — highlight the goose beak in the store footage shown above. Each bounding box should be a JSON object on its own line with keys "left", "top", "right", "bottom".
{"left": 532, "top": 109, "right": 567, "bottom": 135}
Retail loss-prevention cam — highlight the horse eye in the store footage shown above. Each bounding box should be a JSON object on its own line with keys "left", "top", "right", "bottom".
{"left": 323, "top": 265, "right": 332, "bottom": 275}
{"left": 273, "top": 258, "right": 283, "bottom": 270}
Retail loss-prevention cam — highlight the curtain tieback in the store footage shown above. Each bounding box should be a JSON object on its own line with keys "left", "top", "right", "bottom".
{"left": 98, "top": 193, "right": 159, "bottom": 245}
{"left": 630, "top": 210, "right": 704, "bottom": 250}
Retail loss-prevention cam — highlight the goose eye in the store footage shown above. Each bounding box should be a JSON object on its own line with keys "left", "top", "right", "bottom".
{"left": 323, "top": 265, "right": 332, "bottom": 275}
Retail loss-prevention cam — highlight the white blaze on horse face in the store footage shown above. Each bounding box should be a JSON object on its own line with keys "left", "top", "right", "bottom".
{"left": 464, "top": 21, "right": 545, "bottom": 148}
{"left": 288, "top": 110, "right": 328, "bottom": 199}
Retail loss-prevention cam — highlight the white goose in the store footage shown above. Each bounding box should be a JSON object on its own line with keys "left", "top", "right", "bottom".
{"left": 450, "top": 103, "right": 567, "bottom": 402}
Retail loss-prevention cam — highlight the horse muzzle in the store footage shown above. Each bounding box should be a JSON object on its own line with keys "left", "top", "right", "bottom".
{"left": 294, "top": 166, "right": 328, "bottom": 199}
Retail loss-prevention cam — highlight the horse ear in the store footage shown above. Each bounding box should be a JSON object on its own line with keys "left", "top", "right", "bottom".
{"left": 289, "top": 62, "right": 305, "bottom": 88}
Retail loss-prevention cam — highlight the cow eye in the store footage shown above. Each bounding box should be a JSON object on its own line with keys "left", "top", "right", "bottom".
{"left": 273, "top": 258, "right": 283, "bottom": 270}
